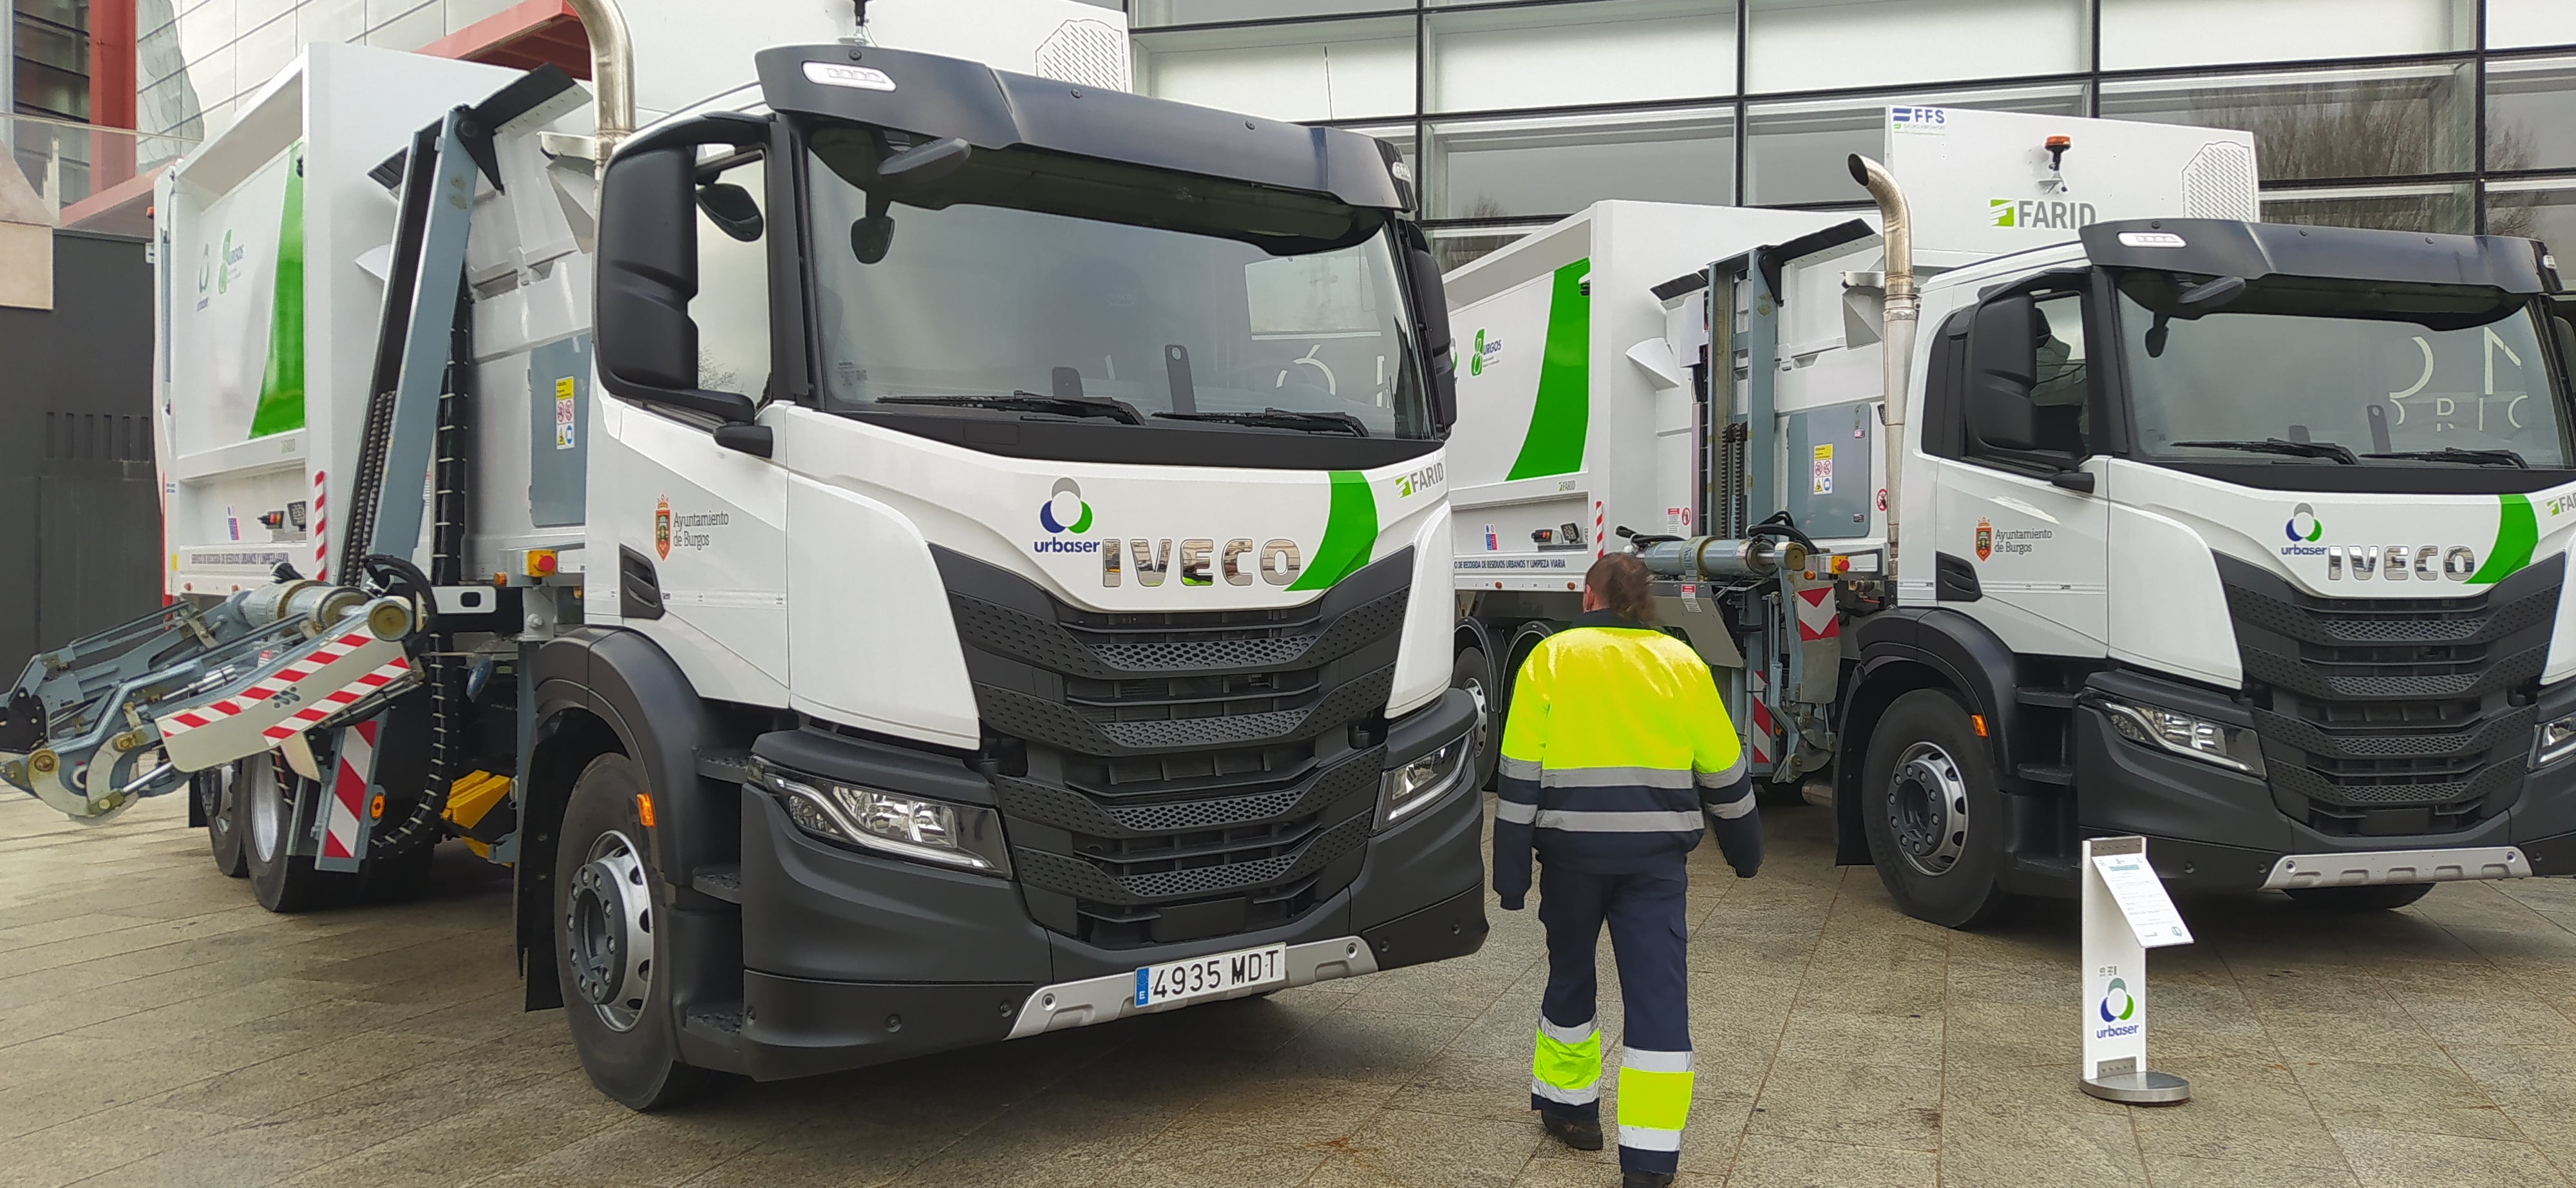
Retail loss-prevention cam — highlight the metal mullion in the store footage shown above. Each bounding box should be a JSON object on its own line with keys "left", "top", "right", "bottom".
{"left": 1740, "top": 67, "right": 2096, "bottom": 104}
{"left": 1732, "top": 0, "right": 1747, "bottom": 204}
{"left": 1136, "top": 6, "right": 1417, "bottom": 36}
{"left": 2087, "top": 0, "right": 2102, "bottom": 115}
{"left": 1418, "top": 90, "right": 1757, "bottom": 126}
{"left": 2092, "top": 48, "right": 2481, "bottom": 88}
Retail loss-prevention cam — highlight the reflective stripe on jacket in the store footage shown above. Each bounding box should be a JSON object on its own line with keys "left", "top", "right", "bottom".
{"left": 1492, "top": 609, "right": 1756, "bottom": 905}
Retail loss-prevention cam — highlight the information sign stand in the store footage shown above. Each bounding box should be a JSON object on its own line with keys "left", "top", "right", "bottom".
{"left": 2079, "top": 836, "right": 2192, "bottom": 1104}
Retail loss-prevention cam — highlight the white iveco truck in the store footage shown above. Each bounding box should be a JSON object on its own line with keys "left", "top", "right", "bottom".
{"left": 1446, "top": 106, "right": 2576, "bottom": 928}
{"left": 0, "top": 0, "right": 1486, "bottom": 1107}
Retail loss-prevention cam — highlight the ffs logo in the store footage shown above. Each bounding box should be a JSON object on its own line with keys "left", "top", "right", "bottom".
{"left": 654, "top": 496, "right": 672, "bottom": 560}
{"left": 1974, "top": 517, "right": 1993, "bottom": 562}
{"left": 2099, "top": 977, "right": 2136, "bottom": 1024}
{"left": 2284, "top": 503, "right": 2324, "bottom": 543}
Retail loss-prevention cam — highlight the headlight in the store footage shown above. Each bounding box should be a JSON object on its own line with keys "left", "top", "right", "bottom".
{"left": 2536, "top": 713, "right": 2576, "bottom": 767}
{"left": 757, "top": 762, "right": 1010, "bottom": 875}
{"left": 1379, "top": 733, "right": 1472, "bottom": 827}
{"left": 2097, "top": 696, "right": 2266, "bottom": 776}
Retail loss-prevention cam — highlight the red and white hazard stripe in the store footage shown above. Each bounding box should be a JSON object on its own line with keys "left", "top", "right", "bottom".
{"left": 158, "top": 631, "right": 380, "bottom": 738}
{"left": 321, "top": 718, "right": 379, "bottom": 861}
{"left": 261, "top": 657, "right": 412, "bottom": 744}
{"left": 1794, "top": 586, "right": 1840, "bottom": 641}
{"left": 1593, "top": 501, "right": 1605, "bottom": 560}
{"left": 310, "top": 470, "right": 328, "bottom": 582}
{"left": 1747, "top": 672, "right": 1776, "bottom": 766}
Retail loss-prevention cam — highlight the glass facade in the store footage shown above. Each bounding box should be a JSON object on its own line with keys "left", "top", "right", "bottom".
{"left": 1126, "top": 0, "right": 2576, "bottom": 268}
{"left": 136, "top": 0, "right": 524, "bottom": 142}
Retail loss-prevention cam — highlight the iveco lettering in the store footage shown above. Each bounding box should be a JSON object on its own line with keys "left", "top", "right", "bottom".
{"left": 0, "top": 4, "right": 1488, "bottom": 1111}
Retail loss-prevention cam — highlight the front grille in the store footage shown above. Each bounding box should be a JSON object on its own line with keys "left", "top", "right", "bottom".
{"left": 2218, "top": 554, "right": 2562, "bottom": 836}
{"left": 934, "top": 547, "right": 1413, "bottom": 947}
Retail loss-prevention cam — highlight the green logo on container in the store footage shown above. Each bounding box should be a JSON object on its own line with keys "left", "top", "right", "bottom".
{"left": 1470, "top": 329, "right": 1487, "bottom": 376}
{"left": 1989, "top": 199, "right": 2016, "bottom": 228}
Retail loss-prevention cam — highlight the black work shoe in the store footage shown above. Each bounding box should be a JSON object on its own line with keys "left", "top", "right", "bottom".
{"left": 1622, "top": 1171, "right": 1676, "bottom": 1188}
{"left": 1540, "top": 1113, "right": 1603, "bottom": 1151}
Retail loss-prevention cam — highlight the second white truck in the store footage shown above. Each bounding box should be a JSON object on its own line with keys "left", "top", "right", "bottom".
{"left": 1445, "top": 106, "right": 2576, "bottom": 926}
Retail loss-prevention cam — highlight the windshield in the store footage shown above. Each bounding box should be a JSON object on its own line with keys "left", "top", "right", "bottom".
{"left": 805, "top": 127, "right": 1433, "bottom": 439}
{"left": 2117, "top": 274, "right": 2573, "bottom": 466}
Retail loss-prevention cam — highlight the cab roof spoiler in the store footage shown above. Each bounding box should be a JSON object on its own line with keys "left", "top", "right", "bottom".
{"left": 2081, "top": 218, "right": 2551, "bottom": 294}
{"left": 753, "top": 44, "right": 1410, "bottom": 213}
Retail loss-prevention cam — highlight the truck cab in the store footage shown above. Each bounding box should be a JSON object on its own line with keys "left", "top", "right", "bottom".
{"left": 1857, "top": 216, "right": 2576, "bottom": 924}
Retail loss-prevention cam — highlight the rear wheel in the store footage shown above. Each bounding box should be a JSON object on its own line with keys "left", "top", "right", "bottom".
{"left": 1453, "top": 646, "right": 1499, "bottom": 791}
{"left": 555, "top": 754, "right": 707, "bottom": 1111}
{"left": 200, "top": 765, "right": 247, "bottom": 878}
{"left": 236, "top": 752, "right": 356, "bottom": 913}
{"left": 2284, "top": 883, "right": 2435, "bottom": 912}
{"left": 1861, "top": 689, "right": 2016, "bottom": 929}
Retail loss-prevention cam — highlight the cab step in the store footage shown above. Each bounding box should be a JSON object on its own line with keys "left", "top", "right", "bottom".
{"left": 2016, "top": 763, "right": 2074, "bottom": 786}
{"left": 2016, "top": 689, "right": 2081, "bottom": 709}
{"left": 691, "top": 864, "right": 743, "bottom": 903}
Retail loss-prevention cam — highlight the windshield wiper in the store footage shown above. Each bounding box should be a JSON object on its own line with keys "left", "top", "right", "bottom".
{"left": 2170, "top": 437, "right": 2357, "bottom": 465}
{"left": 1153, "top": 408, "right": 1369, "bottom": 437}
{"left": 2362, "top": 446, "right": 2528, "bottom": 468}
{"left": 876, "top": 392, "right": 1142, "bottom": 425}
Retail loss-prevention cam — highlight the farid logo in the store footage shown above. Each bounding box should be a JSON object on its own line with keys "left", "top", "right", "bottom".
{"left": 1034, "top": 479, "right": 1099, "bottom": 555}
{"left": 1989, "top": 197, "right": 2098, "bottom": 230}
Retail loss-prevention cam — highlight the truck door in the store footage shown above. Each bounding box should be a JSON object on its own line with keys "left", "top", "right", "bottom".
{"left": 1926, "top": 280, "right": 2108, "bottom": 655}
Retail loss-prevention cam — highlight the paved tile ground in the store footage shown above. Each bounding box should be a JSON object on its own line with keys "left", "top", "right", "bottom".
{"left": 7, "top": 789, "right": 2576, "bottom": 1188}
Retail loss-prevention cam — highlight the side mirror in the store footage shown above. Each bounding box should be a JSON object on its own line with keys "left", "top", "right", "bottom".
{"left": 1408, "top": 247, "right": 1457, "bottom": 432}
{"left": 595, "top": 115, "right": 766, "bottom": 425}
{"left": 1966, "top": 293, "right": 2040, "bottom": 451}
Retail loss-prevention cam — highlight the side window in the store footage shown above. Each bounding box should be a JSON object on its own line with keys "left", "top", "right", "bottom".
{"left": 694, "top": 155, "right": 770, "bottom": 402}
{"left": 1962, "top": 287, "right": 2088, "bottom": 469}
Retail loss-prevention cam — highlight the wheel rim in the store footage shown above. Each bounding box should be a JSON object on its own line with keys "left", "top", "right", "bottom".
{"left": 1886, "top": 741, "right": 1970, "bottom": 877}
{"left": 566, "top": 830, "right": 654, "bottom": 1033}
{"left": 243, "top": 755, "right": 285, "bottom": 863}
{"left": 1461, "top": 675, "right": 1490, "bottom": 759}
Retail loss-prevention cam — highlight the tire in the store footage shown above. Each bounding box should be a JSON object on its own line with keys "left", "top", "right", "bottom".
{"left": 236, "top": 752, "right": 357, "bottom": 914}
{"left": 200, "top": 765, "right": 247, "bottom": 878}
{"left": 1860, "top": 689, "right": 2017, "bottom": 929}
{"left": 1453, "top": 646, "right": 1500, "bottom": 791}
{"left": 2284, "top": 883, "right": 2436, "bottom": 912}
{"left": 555, "top": 754, "right": 708, "bottom": 1111}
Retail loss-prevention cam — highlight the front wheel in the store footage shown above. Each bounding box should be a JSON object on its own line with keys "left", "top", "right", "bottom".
{"left": 1453, "top": 646, "right": 1499, "bottom": 791}
{"left": 555, "top": 754, "right": 708, "bottom": 1111}
{"left": 2284, "top": 883, "right": 2435, "bottom": 912}
{"left": 1860, "top": 689, "right": 2017, "bottom": 929}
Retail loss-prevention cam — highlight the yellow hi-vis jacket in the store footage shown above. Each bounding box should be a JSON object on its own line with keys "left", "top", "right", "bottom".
{"left": 1492, "top": 610, "right": 1759, "bottom": 908}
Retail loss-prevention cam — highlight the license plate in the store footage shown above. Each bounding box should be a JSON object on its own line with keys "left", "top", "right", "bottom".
{"left": 1134, "top": 943, "right": 1287, "bottom": 1008}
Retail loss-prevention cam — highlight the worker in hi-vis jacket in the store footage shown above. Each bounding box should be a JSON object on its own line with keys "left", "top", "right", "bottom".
{"left": 1492, "top": 552, "right": 1763, "bottom": 1188}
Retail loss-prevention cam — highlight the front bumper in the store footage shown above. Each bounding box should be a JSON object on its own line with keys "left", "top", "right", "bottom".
{"left": 2074, "top": 695, "right": 2576, "bottom": 894}
{"left": 724, "top": 694, "right": 1489, "bottom": 1082}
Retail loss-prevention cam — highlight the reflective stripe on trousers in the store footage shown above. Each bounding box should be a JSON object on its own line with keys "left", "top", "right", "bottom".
{"left": 1617, "top": 1046, "right": 1694, "bottom": 1154}
{"left": 1530, "top": 1015, "right": 1600, "bottom": 1106}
